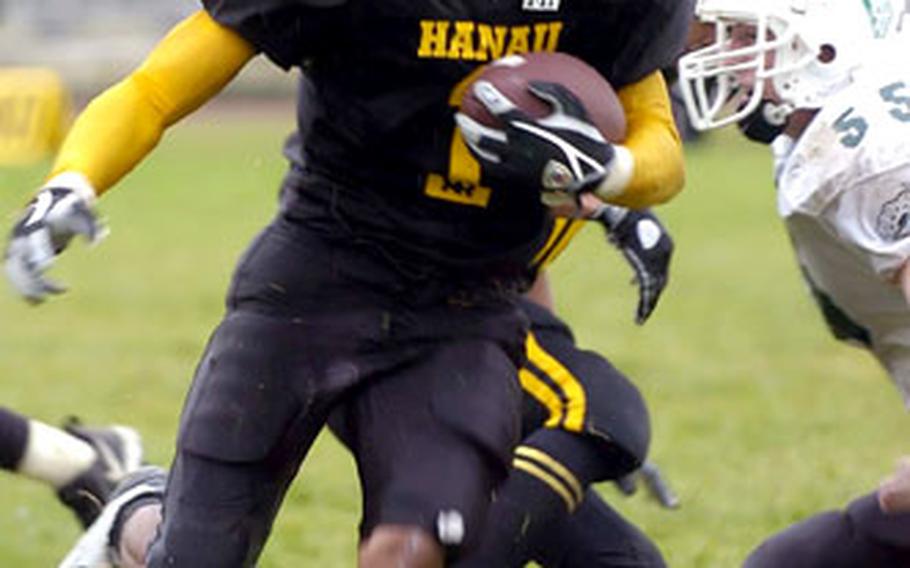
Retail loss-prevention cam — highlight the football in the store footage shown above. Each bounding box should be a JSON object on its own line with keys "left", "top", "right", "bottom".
{"left": 459, "top": 51, "right": 627, "bottom": 143}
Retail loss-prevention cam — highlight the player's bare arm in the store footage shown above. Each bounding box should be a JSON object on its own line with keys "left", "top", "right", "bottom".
{"left": 899, "top": 261, "right": 910, "bottom": 307}
{"left": 879, "top": 456, "right": 910, "bottom": 514}
{"left": 523, "top": 271, "right": 557, "bottom": 312}
{"left": 5, "top": 11, "right": 256, "bottom": 303}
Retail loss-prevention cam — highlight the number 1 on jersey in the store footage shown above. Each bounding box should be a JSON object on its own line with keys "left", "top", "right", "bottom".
{"left": 424, "top": 69, "right": 493, "bottom": 207}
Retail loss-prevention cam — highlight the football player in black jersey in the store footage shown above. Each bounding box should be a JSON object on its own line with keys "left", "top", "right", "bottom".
{"left": 451, "top": 198, "right": 676, "bottom": 568}
{"left": 8, "top": 1, "right": 693, "bottom": 566}
{"left": 58, "top": 199, "right": 677, "bottom": 568}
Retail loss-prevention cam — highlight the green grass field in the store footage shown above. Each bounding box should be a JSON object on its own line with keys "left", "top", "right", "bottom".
{"left": 1, "top": 109, "right": 908, "bottom": 567}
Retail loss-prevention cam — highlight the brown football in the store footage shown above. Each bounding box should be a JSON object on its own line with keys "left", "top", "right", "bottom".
{"left": 460, "top": 51, "right": 627, "bottom": 143}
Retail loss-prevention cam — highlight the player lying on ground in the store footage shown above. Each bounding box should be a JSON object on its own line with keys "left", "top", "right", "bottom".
{"left": 6, "top": 0, "right": 691, "bottom": 565}
{"left": 0, "top": 407, "right": 142, "bottom": 527}
{"left": 362, "top": 198, "right": 678, "bottom": 568}
{"left": 677, "top": 1, "right": 910, "bottom": 565}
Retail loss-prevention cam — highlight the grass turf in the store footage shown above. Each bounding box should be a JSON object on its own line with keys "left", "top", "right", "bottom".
{"left": 0, "top": 113, "right": 907, "bottom": 567}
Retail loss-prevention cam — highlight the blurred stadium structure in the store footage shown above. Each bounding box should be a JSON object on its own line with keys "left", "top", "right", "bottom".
{"left": 0, "top": 0, "right": 295, "bottom": 99}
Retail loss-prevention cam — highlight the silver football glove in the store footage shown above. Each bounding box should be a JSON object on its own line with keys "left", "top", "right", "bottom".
{"left": 5, "top": 173, "right": 105, "bottom": 303}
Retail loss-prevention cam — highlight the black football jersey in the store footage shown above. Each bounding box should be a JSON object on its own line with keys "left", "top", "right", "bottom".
{"left": 203, "top": 0, "right": 693, "bottom": 278}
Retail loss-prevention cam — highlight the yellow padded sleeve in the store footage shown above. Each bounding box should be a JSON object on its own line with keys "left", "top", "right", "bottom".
{"left": 50, "top": 11, "right": 256, "bottom": 194}
{"left": 611, "top": 71, "right": 685, "bottom": 209}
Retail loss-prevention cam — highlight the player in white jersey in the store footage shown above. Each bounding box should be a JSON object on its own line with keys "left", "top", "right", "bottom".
{"left": 678, "top": 0, "right": 910, "bottom": 565}
{"left": 772, "top": 69, "right": 910, "bottom": 405}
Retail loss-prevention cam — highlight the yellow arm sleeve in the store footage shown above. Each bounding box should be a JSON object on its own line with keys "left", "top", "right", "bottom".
{"left": 49, "top": 11, "right": 257, "bottom": 194}
{"left": 598, "top": 71, "right": 685, "bottom": 209}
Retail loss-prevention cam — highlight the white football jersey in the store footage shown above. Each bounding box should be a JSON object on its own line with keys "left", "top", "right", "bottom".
{"left": 774, "top": 62, "right": 910, "bottom": 404}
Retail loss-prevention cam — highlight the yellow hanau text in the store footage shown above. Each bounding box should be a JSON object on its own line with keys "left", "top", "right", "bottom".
{"left": 417, "top": 20, "right": 564, "bottom": 60}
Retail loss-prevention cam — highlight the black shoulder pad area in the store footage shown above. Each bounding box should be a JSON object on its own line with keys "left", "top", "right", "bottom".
{"left": 201, "top": 0, "right": 348, "bottom": 69}
{"left": 611, "top": 0, "right": 695, "bottom": 87}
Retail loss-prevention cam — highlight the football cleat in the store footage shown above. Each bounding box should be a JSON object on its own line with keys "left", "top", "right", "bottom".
{"left": 613, "top": 461, "right": 680, "bottom": 510}
{"left": 640, "top": 461, "right": 680, "bottom": 510}
{"left": 59, "top": 465, "right": 166, "bottom": 568}
{"left": 56, "top": 417, "right": 144, "bottom": 527}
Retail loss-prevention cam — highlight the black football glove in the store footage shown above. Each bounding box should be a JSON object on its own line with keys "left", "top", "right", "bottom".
{"left": 455, "top": 80, "right": 614, "bottom": 206}
{"left": 737, "top": 97, "right": 788, "bottom": 145}
{"left": 5, "top": 176, "right": 105, "bottom": 303}
{"left": 595, "top": 204, "right": 673, "bottom": 325}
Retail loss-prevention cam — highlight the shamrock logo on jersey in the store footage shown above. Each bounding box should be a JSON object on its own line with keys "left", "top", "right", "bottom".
{"left": 876, "top": 187, "right": 910, "bottom": 241}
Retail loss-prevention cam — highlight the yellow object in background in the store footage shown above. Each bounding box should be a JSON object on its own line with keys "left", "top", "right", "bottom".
{"left": 0, "top": 68, "right": 71, "bottom": 166}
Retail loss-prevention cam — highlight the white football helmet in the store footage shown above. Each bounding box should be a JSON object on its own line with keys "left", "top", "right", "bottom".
{"left": 677, "top": 0, "right": 910, "bottom": 130}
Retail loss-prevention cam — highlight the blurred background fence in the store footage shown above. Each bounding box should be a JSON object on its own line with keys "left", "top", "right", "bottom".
{"left": 0, "top": 0, "right": 295, "bottom": 100}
